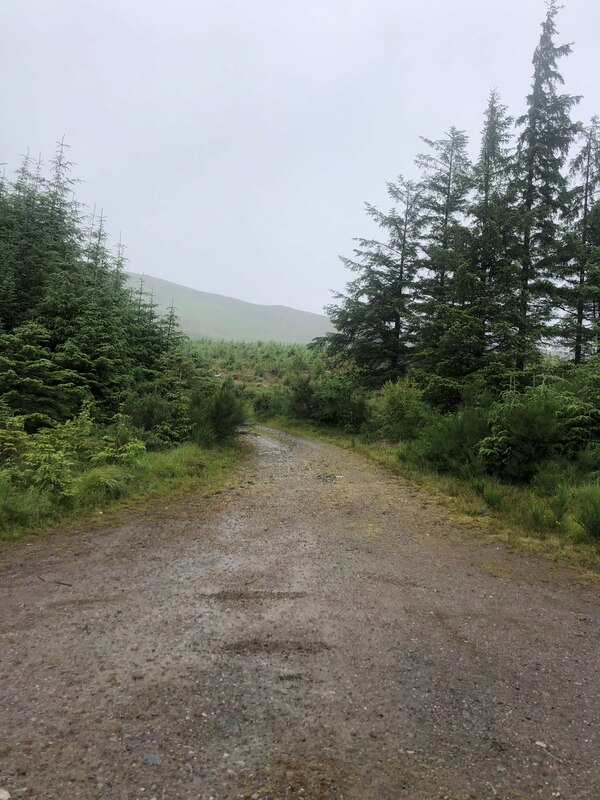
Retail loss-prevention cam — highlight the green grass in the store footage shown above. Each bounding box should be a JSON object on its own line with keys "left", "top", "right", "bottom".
{"left": 0, "top": 442, "right": 245, "bottom": 547}
{"left": 576, "top": 486, "right": 600, "bottom": 541}
{"left": 265, "top": 417, "right": 600, "bottom": 576}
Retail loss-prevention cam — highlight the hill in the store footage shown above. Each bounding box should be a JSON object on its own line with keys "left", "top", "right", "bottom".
{"left": 126, "top": 273, "right": 333, "bottom": 344}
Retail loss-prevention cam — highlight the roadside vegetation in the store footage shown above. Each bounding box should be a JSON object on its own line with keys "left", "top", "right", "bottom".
{"left": 0, "top": 148, "right": 247, "bottom": 543}
{"left": 189, "top": 3, "right": 600, "bottom": 572}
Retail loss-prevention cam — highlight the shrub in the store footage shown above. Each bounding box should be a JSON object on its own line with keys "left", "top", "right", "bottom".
{"left": 479, "top": 383, "right": 595, "bottom": 483}
{"left": 419, "top": 376, "right": 464, "bottom": 413}
{"left": 287, "top": 375, "right": 315, "bottom": 420}
{"left": 247, "top": 385, "right": 292, "bottom": 420}
{"left": 207, "top": 379, "right": 247, "bottom": 441}
{"left": 370, "top": 380, "right": 431, "bottom": 441}
{"left": 402, "top": 405, "right": 489, "bottom": 478}
{"left": 125, "top": 391, "right": 177, "bottom": 432}
{"left": 287, "top": 370, "right": 367, "bottom": 431}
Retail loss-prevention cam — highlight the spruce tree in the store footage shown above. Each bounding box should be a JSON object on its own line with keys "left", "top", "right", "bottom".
{"left": 514, "top": 0, "right": 580, "bottom": 369}
{"left": 324, "top": 177, "right": 423, "bottom": 383}
{"left": 559, "top": 117, "right": 600, "bottom": 361}
{"left": 413, "top": 127, "right": 473, "bottom": 378}
{"left": 468, "top": 90, "right": 521, "bottom": 372}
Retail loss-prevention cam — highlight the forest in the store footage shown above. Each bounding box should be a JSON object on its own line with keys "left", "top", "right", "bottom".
{"left": 0, "top": 144, "right": 247, "bottom": 537}
{"left": 1, "top": 2, "right": 600, "bottom": 564}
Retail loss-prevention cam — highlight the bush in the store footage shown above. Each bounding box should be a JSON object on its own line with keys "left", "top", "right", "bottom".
{"left": 479, "top": 383, "right": 596, "bottom": 483}
{"left": 247, "top": 385, "right": 292, "bottom": 420}
{"left": 287, "top": 375, "right": 315, "bottom": 420}
{"left": 207, "top": 379, "right": 247, "bottom": 441}
{"left": 370, "top": 380, "right": 432, "bottom": 441}
{"left": 420, "top": 375, "right": 464, "bottom": 413}
{"left": 401, "top": 405, "right": 489, "bottom": 478}
{"left": 308, "top": 371, "right": 367, "bottom": 432}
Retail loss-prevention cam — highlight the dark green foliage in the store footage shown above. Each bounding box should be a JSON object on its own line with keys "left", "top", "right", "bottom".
{"left": 479, "top": 383, "right": 595, "bottom": 482}
{"left": 325, "top": 4, "right": 593, "bottom": 388}
{"left": 0, "top": 146, "right": 247, "bottom": 535}
{"left": 206, "top": 379, "right": 248, "bottom": 441}
{"left": 558, "top": 118, "right": 600, "bottom": 362}
{"left": 399, "top": 406, "right": 489, "bottom": 478}
{"left": 418, "top": 375, "right": 464, "bottom": 413}
{"left": 0, "top": 322, "right": 88, "bottom": 430}
{"left": 322, "top": 177, "right": 423, "bottom": 383}
{"left": 512, "top": 1, "right": 581, "bottom": 368}
{"left": 0, "top": 145, "right": 179, "bottom": 422}
{"left": 287, "top": 370, "right": 367, "bottom": 432}
{"left": 309, "top": 371, "right": 367, "bottom": 431}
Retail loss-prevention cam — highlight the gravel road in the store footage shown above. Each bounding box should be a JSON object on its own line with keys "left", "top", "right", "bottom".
{"left": 1, "top": 428, "right": 599, "bottom": 800}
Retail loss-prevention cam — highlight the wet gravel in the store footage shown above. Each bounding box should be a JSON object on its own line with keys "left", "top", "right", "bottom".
{"left": 1, "top": 428, "right": 599, "bottom": 799}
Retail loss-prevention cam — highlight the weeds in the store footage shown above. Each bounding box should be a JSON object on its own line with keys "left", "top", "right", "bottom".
{"left": 576, "top": 486, "right": 600, "bottom": 541}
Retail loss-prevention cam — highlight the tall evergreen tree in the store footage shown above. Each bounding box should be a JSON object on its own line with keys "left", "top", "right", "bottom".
{"left": 558, "top": 117, "right": 600, "bottom": 361}
{"left": 468, "top": 90, "right": 521, "bottom": 370}
{"left": 413, "top": 127, "right": 473, "bottom": 377}
{"left": 514, "top": 0, "right": 580, "bottom": 368}
{"left": 323, "top": 177, "right": 423, "bottom": 383}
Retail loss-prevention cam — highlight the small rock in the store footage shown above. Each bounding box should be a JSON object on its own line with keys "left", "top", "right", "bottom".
{"left": 0, "top": 789, "right": 11, "bottom": 800}
{"left": 535, "top": 741, "right": 548, "bottom": 749}
{"left": 143, "top": 752, "right": 161, "bottom": 765}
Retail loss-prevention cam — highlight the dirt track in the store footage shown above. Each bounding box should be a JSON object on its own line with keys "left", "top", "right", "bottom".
{"left": 1, "top": 428, "right": 599, "bottom": 800}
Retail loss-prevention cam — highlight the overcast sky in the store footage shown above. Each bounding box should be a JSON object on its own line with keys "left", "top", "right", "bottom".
{"left": 2, "top": 1, "right": 599, "bottom": 313}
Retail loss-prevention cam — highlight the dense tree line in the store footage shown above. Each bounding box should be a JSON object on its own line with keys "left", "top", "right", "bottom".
{"left": 0, "top": 141, "right": 247, "bottom": 441}
{"left": 0, "top": 143, "right": 247, "bottom": 532}
{"left": 324, "top": 2, "right": 600, "bottom": 394}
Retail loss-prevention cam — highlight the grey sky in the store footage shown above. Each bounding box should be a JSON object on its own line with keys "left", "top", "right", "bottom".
{"left": 3, "top": 1, "right": 599, "bottom": 314}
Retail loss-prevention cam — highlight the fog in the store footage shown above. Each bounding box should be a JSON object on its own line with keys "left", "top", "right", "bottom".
{"left": 2, "top": 0, "right": 599, "bottom": 312}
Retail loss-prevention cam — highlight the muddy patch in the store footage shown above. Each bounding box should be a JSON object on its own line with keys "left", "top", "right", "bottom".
{"left": 200, "top": 590, "right": 306, "bottom": 602}
{"left": 241, "top": 752, "right": 355, "bottom": 800}
{"left": 224, "top": 638, "right": 331, "bottom": 656}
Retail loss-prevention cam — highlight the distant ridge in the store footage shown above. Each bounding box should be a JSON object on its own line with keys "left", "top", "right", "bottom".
{"left": 126, "top": 273, "right": 333, "bottom": 344}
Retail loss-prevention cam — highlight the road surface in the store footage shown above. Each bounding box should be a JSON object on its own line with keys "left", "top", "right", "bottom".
{"left": 1, "top": 428, "right": 599, "bottom": 799}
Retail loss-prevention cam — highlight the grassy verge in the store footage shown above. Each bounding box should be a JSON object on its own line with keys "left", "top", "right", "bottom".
{"left": 265, "top": 418, "right": 600, "bottom": 577}
{"left": 0, "top": 442, "right": 245, "bottom": 547}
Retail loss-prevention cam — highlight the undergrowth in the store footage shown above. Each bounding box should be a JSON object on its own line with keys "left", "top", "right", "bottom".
{"left": 0, "top": 442, "right": 243, "bottom": 546}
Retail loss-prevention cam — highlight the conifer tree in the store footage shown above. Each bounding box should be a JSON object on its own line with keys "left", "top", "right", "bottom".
{"left": 559, "top": 117, "right": 600, "bottom": 361}
{"left": 324, "top": 177, "right": 423, "bottom": 383}
{"left": 413, "top": 127, "right": 473, "bottom": 377}
{"left": 514, "top": 0, "right": 580, "bottom": 368}
{"left": 468, "top": 90, "right": 521, "bottom": 370}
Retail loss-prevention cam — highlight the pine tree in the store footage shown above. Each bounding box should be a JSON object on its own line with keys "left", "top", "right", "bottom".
{"left": 468, "top": 90, "right": 521, "bottom": 372}
{"left": 323, "top": 177, "right": 423, "bottom": 383}
{"left": 0, "top": 322, "right": 87, "bottom": 430}
{"left": 514, "top": 0, "right": 580, "bottom": 369}
{"left": 413, "top": 127, "right": 473, "bottom": 377}
{"left": 559, "top": 117, "right": 600, "bottom": 361}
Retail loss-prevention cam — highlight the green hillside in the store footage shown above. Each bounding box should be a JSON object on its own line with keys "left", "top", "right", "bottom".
{"left": 127, "top": 273, "right": 332, "bottom": 344}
